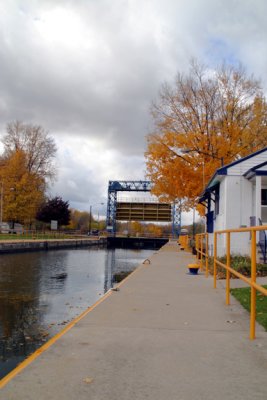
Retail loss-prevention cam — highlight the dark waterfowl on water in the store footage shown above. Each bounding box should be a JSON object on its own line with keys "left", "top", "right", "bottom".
{"left": 50, "top": 273, "right": 68, "bottom": 280}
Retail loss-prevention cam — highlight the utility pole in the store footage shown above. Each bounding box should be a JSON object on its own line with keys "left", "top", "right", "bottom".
{"left": 89, "top": 205, "right": 92, "bottom": 234}
{"left": 89, "top": 202, "right": 104, "bottom": 234}
{"left": 0, "top": 182, "right": 3, "bottom": 224}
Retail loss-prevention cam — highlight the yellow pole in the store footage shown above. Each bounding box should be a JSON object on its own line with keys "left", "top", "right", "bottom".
{"left": 200, "top": 234, "right": 203, "bottom": 270}
{"left": 226, "top": 232, "right": 231, "bottom": 305}
{"left": 205, "top": 233, "right": 209, "bottom": 277}
{"left": 214, "top": 232, "right": 217, "bottom": 289}
{"left": 250, "top": 230, "right": 257, "bottom": 340}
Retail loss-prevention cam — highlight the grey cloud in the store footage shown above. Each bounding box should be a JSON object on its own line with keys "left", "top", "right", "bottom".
{"left": 1, "top": 0, "right": 267, "bottom": 211}
{"left": 50, "top": 142, "right": 147, "bottom": 211}
{"left": 0, "top": 0, "right": 181, "bottom": 154}
{"left": 1, "top": 1, "right": 267, "bottom": 155}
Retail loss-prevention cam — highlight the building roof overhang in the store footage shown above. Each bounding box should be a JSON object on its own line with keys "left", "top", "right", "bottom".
{"left": 198, "top": 182, "right": 220, "bottom": 207}
{"left": 243, "top": 161, "right": 267, "bottom": 179}
{"left": 198, "top": 147, "right": 267, "bottom": 205}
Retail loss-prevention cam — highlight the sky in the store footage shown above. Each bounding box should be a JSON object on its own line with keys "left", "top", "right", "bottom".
{"left": 0, "top": 0, "right": 267, "bottom": 223}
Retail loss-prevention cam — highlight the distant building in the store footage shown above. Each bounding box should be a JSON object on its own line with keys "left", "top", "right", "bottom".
{"left": 199, "top": 147, "right": 267, "bottom": 257}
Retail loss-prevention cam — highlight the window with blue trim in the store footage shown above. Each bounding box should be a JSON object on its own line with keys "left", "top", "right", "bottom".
{"left": 261, "top": 189, "right": 267, "bottom": 205}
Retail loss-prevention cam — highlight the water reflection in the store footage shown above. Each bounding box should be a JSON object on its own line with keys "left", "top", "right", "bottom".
{"left": 104, "top": 249, "right": 115, "bottom": 292}
{"left": 0, "top": 247, "right": 154, "bottom": 378}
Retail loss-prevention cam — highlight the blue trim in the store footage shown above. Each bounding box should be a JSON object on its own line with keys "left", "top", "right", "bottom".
{"left": 246, "top": 171, "right": 267, "bottom": 179}
{"left": 255, "top": 171, "right": 267, "bottom": 176}
{"left": 216, "top": 167, "right": 228, "bottom": 175}
{"left": 206, "top": 211, "right": 214, "bottom": 233}
{"left": 244, "top": 160, "right": 267, "bottom": 178}
{"left": 206, "top": 167, "right": 227, "bottom": 189}
{"left": 218, "top": 146, "right": 267, "bottom": 172}
{"left": 198, "top": 183, "right": 220, "bottom": 204}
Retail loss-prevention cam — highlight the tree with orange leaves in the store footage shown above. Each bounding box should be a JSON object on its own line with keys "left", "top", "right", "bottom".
{"left": 145, "top": 60, "right": 267, "bottom": 209}
{"left": 0, "top": 150, "right": 45, "bottom": 224}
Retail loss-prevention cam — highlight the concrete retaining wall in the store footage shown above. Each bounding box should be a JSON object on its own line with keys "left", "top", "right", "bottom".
{"left": 107, "top": 236, "right": 168, "bottom": 249}
{"left": 0, "top": 238, "right": 107, "bottom": 254}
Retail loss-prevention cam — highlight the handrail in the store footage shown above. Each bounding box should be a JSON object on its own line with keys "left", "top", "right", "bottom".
{"left": 258, "top": 218, "right": 267, "bottom": 263}
{"left": 178, "top": 234, "right": 189, "bottom": 249}
{"left": 195, "top": 226, "right": 267, "bottom": 340}
{"left": 195, "top": 233, "right": 209, "bottom": 275}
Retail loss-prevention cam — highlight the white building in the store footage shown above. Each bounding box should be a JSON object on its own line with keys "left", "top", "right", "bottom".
{"left": 199, "top": 147, "right": 267, "bottom": 258}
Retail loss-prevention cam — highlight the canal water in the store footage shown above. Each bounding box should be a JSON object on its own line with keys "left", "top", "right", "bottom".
{"left": 0, "top": 246, "right": 154, "bottom": 379}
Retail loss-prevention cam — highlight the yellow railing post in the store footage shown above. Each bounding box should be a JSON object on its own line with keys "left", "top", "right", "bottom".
{"left": 214, "top": 232, "right": 217, "bottom": 289}
{"left": 205, "top": 233, "right": 209, "bottom": 277}
{"left": 226, "top": 231, "right": 231, "bottom": 305}
{"left": 195, "top": 235, "right": 198, "bottom": 261}
{"left": 250, "top": 229, "right": 257, "bottom": 340}
{"left": 199, "top": 225, "right": 267, "bottom": 339}
{"left": 200, "top": 235, "right": 203, "bottom": 270}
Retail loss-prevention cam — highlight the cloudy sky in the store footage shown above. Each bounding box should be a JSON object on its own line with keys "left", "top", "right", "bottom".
{"left": 0, "top": 0, "right": 267, "bottom": 222}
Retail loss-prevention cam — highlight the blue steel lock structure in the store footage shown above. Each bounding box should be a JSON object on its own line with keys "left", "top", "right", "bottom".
{"left": 106, "top": 180, "right": 181, "bottom": 236}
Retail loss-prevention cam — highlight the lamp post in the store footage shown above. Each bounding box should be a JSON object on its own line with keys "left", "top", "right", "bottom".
{"left": 181, "top": 148, "right": 224, "bottom": 190}
{"left": 89, "top": 205, "right": 92, "bottom": 234}
{"left": 0, "top": 182, "right": 3, "bottom": 224}
{"left": 181, "top": 148, "right": 224, "bottom": 241}
{"left": 181, "top": 149, "right": 224, "bottom": 166}
{"left": 89, "top": 202, "right": 104, "bottom": 234}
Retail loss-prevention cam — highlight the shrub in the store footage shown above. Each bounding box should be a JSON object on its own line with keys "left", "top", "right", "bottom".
{"left": 207, "top": 255, "right": 267, "bottom": 279}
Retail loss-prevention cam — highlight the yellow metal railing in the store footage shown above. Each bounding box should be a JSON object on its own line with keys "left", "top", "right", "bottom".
{"left": 178, "top": 234, "right": 189, "bottom": 249}
{"left": 196, "top": 226, "right": 267, "bottom": 340}
{"left": 195, "top": 233, "right": 209, "bottom": 276}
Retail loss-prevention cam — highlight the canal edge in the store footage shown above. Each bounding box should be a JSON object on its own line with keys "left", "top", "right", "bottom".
{"left": 0, "top": 253, "right": 150, "bottom": 389}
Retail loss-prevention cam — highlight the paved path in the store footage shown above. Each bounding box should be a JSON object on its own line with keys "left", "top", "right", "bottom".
{"left": 1, "top": 241, "right": 267, "bottom": 399}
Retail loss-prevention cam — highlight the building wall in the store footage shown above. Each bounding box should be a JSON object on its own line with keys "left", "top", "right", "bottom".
{"left": 225, "top": 176, "right": 252, "bottom": 229}
{"left": 209, "top": 176, "right": 253, "bottom": 257}
{"left": 206, "top": 149, "right": 267, "bottom": 258}
{"left": 227, "top": 153, "right": 267, "bottom": 175}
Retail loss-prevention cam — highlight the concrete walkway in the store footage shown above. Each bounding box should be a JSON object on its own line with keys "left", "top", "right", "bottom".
{"left": 1, "top": 241, "right": 267, "bottom": 399}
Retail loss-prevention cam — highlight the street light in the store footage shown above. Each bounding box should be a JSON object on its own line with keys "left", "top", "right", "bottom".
{"left": 181, "top": 148, "right": 224, "bottom": 190}
{"left": 89, "top": 202, "right": 104, "bottom": 234}
{"left": 0, "top": 182, "right": 3, "bottom": 224}
{"left": 181, "top": 148, "right": 224, "bottom": 241}
{"left": 181, "top": 149, "right": 224, "bottom": 166}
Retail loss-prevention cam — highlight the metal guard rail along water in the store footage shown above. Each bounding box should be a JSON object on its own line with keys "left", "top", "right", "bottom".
{"left": 195, "top": 226, "right": 267, "bottom": 340}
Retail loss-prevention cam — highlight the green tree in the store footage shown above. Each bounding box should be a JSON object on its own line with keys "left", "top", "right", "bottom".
{"left": 36, "top": 197, "right": 71, "bottom": 227}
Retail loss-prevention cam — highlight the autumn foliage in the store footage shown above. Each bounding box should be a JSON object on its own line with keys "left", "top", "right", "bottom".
{"left": 0, "top": 121, "right": 57, "bottom": 224}
{"left": 3, "top": 121, "right": 57, "bottom": 182}
{"left": 0, "top": 150, "right": 45, "bottom": 223}
{"left": 145, "top": 60, "right": 267, "bottom": 209}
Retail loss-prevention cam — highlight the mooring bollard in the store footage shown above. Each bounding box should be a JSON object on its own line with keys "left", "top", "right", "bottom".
{"left": 187, "top": 263, "right": 200, "bottom": 275}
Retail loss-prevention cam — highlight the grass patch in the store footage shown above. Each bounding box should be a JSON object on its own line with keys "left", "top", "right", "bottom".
{"left": 207, "top": 255, "right": 267, "bottom": 278}
{"left": 231, "top": 285, "right": 267, "bottom": 331}
{"left": 0, "top": 233, "right": 70, "bottom": 240}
